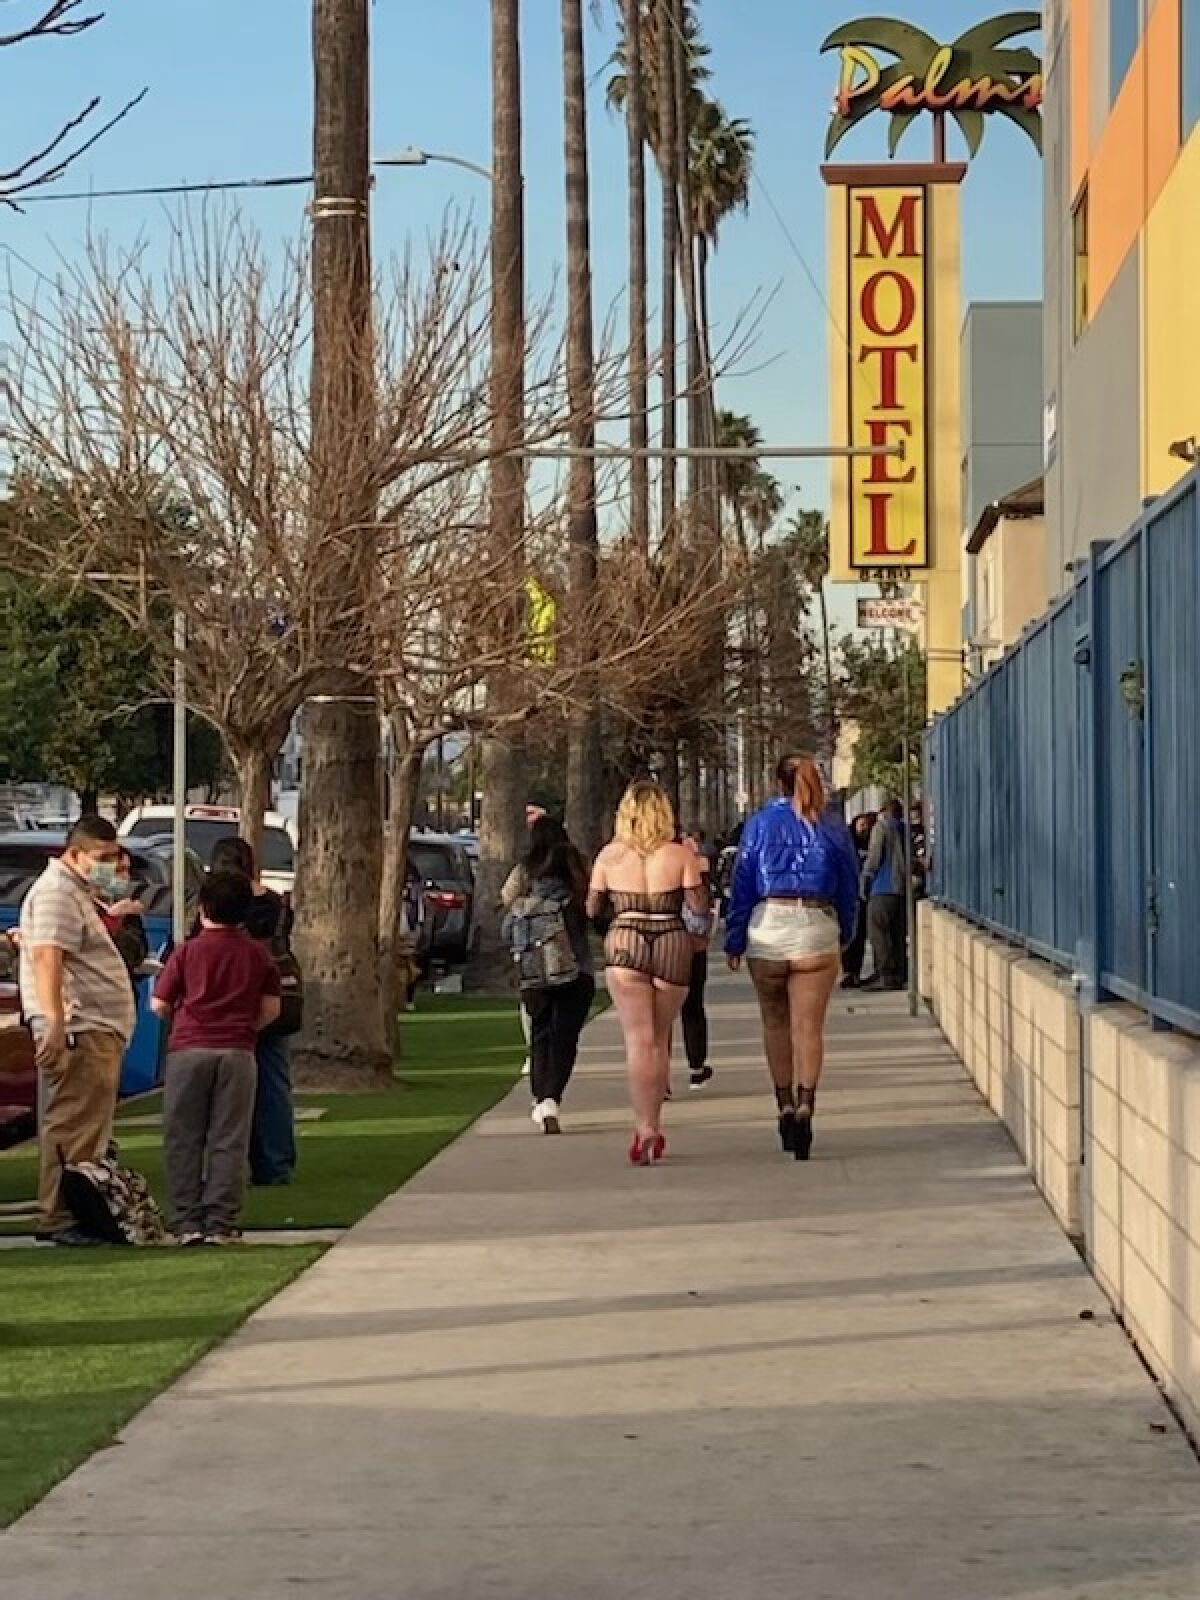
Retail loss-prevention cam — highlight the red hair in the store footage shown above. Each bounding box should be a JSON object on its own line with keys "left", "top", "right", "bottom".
{"left": 776, "top": 755, "right": 824, "bottom": 822}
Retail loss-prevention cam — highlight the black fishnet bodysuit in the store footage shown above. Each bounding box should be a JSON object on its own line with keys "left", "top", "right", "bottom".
{"left": 598, "top": 887, "right": 707, "bottom": 988}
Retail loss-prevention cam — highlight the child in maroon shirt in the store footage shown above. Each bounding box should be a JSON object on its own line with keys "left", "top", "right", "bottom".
{"left": 153, "top": 871, "right": 281, "bottom": 1244}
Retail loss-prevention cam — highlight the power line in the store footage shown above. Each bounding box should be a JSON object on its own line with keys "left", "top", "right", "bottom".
{"left": 15, "top": 173, "right": 313, "bottom": 204}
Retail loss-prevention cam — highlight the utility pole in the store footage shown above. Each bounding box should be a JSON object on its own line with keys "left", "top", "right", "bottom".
{"left": 293, "top": 0, "right": 391, "bottom": 1084}
{"left": 472, "top": 0, "right": 528, "bottom": 982}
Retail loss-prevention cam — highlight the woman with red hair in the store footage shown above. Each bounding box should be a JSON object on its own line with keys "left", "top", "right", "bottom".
{"left": 724, "top": 756, "right": 860, "bottom": 1161}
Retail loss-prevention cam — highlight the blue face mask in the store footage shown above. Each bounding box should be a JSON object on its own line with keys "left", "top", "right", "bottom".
{"left": 85, "top": 860, "right": 121, "bottom": 896}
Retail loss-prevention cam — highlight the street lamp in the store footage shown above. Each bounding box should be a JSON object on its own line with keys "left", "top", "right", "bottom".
{"left": 376, "top": 148, "right": 496, "bottom": 185}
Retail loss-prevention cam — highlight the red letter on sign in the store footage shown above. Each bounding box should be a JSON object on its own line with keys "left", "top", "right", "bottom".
{"left": 855, "top": 193, "right": 920, "bottom": 259}
{"left": 860, "top": 271, "right": 917, "bottom": 339}
{"left": 865, "top": 419, "right": 916, "bottom": 484}
{"left": 859, "top": 343, "right": 918, "bottom": 410}
{"left": 864, "top": 492, "right": 918, "bottom": 559}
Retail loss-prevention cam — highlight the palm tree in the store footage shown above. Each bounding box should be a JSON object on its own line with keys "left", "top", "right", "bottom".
{"left": 622, "top": 0, "right": 650, "bottom": 557}
{"left": 788, "top": 510, "right": 837, "bottom": 764}
{"left": 689, "top": 99, "right": 753, "bottom": 415}
{"left": 473, "top": 0, "right": 528, "bottom": 983}
{"left": 561, "top": 0, "right": 601, "bottom": 853}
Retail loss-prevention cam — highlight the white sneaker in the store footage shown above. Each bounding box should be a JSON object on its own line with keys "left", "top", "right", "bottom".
{"left": 531, "top": 1099, "right": 561, "bottom": 1135}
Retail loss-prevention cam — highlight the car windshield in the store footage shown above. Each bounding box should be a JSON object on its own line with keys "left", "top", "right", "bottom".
{"left": 409, "top": 843, "right": 458, "bottom": 884}
{"left": 126, "top": 818, "right": 294, "bottom": 873}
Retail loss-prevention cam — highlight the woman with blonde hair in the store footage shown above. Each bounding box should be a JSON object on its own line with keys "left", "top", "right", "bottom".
{"left": 588, "top": 781, "right": 710, "bottom": 1164}
{"left": 724, "top": 756, "right": 859, "bottom": 1161}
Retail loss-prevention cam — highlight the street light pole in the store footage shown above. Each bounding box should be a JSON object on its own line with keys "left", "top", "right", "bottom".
{"left": 172, "top": 609, "right": 187, "bottom": 947}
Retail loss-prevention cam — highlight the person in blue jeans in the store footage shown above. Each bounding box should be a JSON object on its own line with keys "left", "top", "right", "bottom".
{"left": 209, "top": 837, "right": 297, "bottom": 1186}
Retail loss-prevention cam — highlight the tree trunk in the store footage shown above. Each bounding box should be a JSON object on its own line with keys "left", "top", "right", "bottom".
{"left": 820, "top": 581, "right": 837, "bottom": 768}
{"left": 471, "top": 0, "right": 527, "bottom": 991}
{"left": 378, "top": 730, "right": 424, "bottom": 1043}
{"left": 624, "top": 0, "right": 650, "bottom": 558}
{"left": 561, "top": 0, "right": 601, "bottom": 858}
{"left": 231, "top": 742, "right": 272, "bottom": 867}
{"left": 657, "top": 0, "right": 677, "bottom": 549}
{"left": 79, "top": 787, "right": 99, "bottom": 816}
{"left": 293, "top": 0, "right": 390, "bottom": 1089}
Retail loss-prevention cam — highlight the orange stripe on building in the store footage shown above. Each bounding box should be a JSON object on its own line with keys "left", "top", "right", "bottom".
{"left": 1089, "top": 0, "right": 1181, "bottom": 311}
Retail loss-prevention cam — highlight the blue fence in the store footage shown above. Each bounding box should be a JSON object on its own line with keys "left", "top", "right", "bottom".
{"left": 926, "top": 468, "right": 1200, "bottom": 1035}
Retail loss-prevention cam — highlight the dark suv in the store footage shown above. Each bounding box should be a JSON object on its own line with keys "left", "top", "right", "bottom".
{"left": 408, "top": 833, "right": 475, "bottom": 964}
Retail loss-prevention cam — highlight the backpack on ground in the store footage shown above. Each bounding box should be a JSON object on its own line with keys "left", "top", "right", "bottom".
{"left": 502, "top": 888, "right": 580, "bottom": 995}
{"left": 60, "top": 1145, "right": 167, "bottom": 1246}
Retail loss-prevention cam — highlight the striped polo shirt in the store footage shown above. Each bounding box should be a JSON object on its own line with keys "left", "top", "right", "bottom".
{"left": 18, "top": 858, "right": 137, "bottom": 1042}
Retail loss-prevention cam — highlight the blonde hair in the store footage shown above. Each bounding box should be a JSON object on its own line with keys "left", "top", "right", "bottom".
{"left": 614, "top": 780, "right": 676, "bottom": 856}
{"left": 776, "top": 754, "right": 825, "bottom": 823}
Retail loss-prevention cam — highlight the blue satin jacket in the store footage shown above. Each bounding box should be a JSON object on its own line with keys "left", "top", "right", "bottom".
{"left": 723, "top": 799, "right": 861, "bottom": 957}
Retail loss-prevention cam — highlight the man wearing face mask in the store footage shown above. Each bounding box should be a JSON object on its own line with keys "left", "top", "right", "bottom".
{"left": 18, "top": 816, "right": 137, "bottom": 1245}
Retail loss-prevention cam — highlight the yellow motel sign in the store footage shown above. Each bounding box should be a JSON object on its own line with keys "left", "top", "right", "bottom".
{"left": 825, "top": 164, "right": 965, "bottom": 714}
{"left": 843, "top": 183, "right": 929, "bottom": 571}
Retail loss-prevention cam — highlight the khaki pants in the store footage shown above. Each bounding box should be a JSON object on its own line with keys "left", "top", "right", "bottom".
{"left": 37, "top": 1030, "right": 124, "bottom": 1233}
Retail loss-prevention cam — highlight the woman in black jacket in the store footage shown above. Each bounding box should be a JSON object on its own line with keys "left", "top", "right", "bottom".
{"left": 501, "top": 818, "right": 595, "bottom": 1135}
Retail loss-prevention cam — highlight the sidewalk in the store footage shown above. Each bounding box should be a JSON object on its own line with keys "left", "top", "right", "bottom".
{"left": 7, "top": 978, "right": 1200, "bottom": 1598}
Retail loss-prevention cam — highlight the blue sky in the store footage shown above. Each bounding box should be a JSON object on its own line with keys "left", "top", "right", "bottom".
{"left": 4, "top": 1, "right": 1044, "bottom": 551}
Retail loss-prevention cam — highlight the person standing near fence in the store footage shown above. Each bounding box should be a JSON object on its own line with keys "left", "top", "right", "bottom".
{"left": 840, "top": 811, "right": 876, "bottom": 990}
{"left": 862, "top": 800, "right": 908, "bottom": 992}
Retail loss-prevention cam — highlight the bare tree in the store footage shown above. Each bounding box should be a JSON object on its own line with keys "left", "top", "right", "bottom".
{"left": 1, "top": 2, "right": 145, "bottom": 207}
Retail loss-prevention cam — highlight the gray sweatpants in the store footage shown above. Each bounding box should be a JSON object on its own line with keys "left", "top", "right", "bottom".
{"left": 162, "top": 1048, "right": 257, "bottom": 1235}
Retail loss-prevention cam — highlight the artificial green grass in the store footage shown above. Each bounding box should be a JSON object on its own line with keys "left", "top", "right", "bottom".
{"left": 0, "top": 996, "right": 529, "bottom": 1526}
{"left": 0, "top": 995, "right": 526, "bottom": 1233}
{"left": 0, "top": 1246, "right": 321, "bottom": 1527}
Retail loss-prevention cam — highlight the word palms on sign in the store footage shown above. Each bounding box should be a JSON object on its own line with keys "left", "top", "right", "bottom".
{"left": 822, "top": 12, "right": 1044, "bottom": 159}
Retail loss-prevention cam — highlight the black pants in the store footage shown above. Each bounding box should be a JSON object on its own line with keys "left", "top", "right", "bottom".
{"left": 681, "top": 951, "right": 709, "bottom": 1073}
{"left": 528, "top": 974, "right": 596, "bottom": 1106}
{"left": 867, "top": 894, "right": 907, "bottom": 987}
{"left": 842, "top": 899, "right": 869, "bottom": 981}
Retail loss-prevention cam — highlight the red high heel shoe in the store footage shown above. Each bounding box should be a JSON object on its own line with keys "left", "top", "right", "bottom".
{"left": 628, "top": 1131, "right": 667, "bottom": 1166}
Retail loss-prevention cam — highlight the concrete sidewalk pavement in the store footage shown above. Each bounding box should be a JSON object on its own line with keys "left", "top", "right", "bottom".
{"left": 7, "top": 977, "right": 1200, "bottom": 1598}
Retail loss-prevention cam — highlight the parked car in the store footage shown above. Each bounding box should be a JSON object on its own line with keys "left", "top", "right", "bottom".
{"left": 119, "top": 804, "right": 297, "bottom": 896}
{"left": 0, "top": 832, "right": 205, "bottom": 1110}
{"left": 0, "top": 931, "right": 35, "bottom": 1146}
{"left": 408, "top": 832, "right": 475, "bottom": 964}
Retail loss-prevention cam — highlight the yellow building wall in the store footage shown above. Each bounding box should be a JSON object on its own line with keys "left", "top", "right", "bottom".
{"left": 924, "top": 182, "right": 963, "bottom": 718}
{"left": 1144, "top": 129, "right": 1200, "bottom": 496}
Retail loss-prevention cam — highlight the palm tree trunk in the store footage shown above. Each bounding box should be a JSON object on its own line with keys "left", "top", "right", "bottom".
{"left": 561, "top": 0, "right": 601, "bottom": 857}
{"left": 295, "top": 0, "right": 390, "bottom": 1089}
{"left": 624, "top": 0, "right": 650, "bottom": 558}
{"left": 657, "top": 0, "right": 677, "bottom": 550}
{"left": 820, "top": 580, "right": 837, "bottom": 767}
{"left": 473, "top": 0, "right": 527, "bottom": 989}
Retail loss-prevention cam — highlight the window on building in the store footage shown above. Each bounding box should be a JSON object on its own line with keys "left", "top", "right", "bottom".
{"left": 1072, "top": 187, "right": 1089, "bottom": 341}
{"left": 1110, "top": 0, "right": 1143, "bottom": 102}
{"left": 1185, "top": 0, "right": 1200, "bottom": 137}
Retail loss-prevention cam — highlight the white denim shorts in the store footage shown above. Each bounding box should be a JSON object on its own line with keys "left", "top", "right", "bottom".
{"left": 746, "top": 900, "right": 840, "bottom": 962}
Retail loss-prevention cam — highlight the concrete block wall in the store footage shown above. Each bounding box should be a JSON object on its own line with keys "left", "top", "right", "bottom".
{"left": 925, "top": 905, "right": 1200, "bottom": 1438}
{"left": 926, "top": 908, "right": 1081, "bottom": 1236}
{"left": 1084, "top": 1008, "right": 1200, "bottom": 1440}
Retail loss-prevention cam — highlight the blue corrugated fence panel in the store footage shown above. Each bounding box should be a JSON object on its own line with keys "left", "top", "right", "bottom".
{"left": 1146, "top": 487, "right": 1200, "bottom": 1025}
{"left": 924, "top": 472, "right": 1199, "bottom": 1030}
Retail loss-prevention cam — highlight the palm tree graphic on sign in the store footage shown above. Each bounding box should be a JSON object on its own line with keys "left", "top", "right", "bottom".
{"left": 821, "top": 12, "right": 1044, "bottom": 159}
